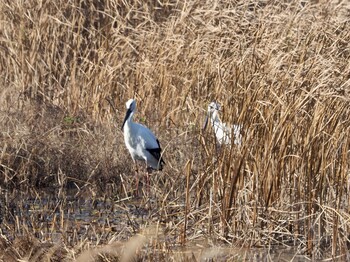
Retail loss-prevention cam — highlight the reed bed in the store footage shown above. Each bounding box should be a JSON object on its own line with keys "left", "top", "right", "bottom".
{"left": 0, "top": 0, "right": 349, "bottom": 261}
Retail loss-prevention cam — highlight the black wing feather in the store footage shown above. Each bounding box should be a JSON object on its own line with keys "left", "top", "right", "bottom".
{"left": 146, "top": 139, "right": 165, "bottom": 167}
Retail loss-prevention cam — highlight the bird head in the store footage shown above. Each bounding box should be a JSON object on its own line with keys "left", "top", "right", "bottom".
{"left": 207, "top": 101, "right": 220, "bottom": 113}
{"left": 126, "top": 99, "right": 136, "bottom": 111}
{"left": 122, "top": 99, "right": 137, "bottom": 130}
{"left": 203, "top": 101, "right": 221, "bottom": 130}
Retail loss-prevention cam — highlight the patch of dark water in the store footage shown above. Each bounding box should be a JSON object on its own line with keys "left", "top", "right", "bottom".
{"left": 0, "top": 188, "right": 150, "bottom": 244}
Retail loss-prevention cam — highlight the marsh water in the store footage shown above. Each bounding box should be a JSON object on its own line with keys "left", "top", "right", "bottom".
{"left": 0, "top": 188, "right": 338, "bottom": 261}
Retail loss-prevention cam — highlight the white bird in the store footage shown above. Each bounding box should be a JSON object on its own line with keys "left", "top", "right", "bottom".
{"left": 203, "top": 101, "right": 242, "bottom": 146}
{"left": 121, "top": 98, "right": 165, "bottom": 170}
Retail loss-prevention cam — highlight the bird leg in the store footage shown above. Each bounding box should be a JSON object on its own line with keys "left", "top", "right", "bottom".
{"left": 134, "top": 162, "right": 151, "bottom": 197}
{"left": 143, "top": 165, "right": 153, "bottom": 196}
{"left": 133, "top": 162, "right": 141, "bottom": 197}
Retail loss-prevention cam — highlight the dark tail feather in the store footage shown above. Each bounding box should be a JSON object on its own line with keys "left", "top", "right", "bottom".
{"left": 147, "top": 148, "right": 165, "bottom": 161}
{"left": 146, "top": 143, "right": 165, "bottom": 170}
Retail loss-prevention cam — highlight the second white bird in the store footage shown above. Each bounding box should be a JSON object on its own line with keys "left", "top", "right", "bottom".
{"left": 203, "top": 101, "right": 242, "bottom": 146}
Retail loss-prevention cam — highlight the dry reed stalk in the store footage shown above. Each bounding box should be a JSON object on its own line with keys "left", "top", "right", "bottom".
{"left": 182, "top": 159, "right": 192, "bottom": 245}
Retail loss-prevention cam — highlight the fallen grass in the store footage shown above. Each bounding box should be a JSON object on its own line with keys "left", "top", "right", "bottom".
{"left": 0, "top": 0, "right": 350, "bottom": 261}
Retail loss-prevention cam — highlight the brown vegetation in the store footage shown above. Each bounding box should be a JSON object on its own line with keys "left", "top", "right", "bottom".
{"left": 0, "top": 0, "right": 349, "bottom": 261}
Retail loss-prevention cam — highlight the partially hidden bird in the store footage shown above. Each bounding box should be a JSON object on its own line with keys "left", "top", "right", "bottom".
{"left": 203, "top": 101, "right": 242, "bottom": 146}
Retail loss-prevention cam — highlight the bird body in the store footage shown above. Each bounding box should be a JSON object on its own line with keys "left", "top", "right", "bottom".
{"left": 122, "top": 99, "right": 165, "bottom": 170}
{"left": 203, "top": 102, "right": 242, "bottom": 146}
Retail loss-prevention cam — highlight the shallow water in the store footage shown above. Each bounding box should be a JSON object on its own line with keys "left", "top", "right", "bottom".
{"left": 0, "top": 189, "right": 343, "bottom": 261}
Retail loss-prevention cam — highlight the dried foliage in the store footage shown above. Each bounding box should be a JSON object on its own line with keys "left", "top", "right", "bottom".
{"left": 0, "top": 0, "right": 350, "bottom": 261}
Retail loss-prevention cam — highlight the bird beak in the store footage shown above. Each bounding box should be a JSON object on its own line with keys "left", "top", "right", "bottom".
{"left": 203, "top": 113, "right": 209, "bottom": 130}
{"left": 121, "top": 108, "right": 132, "bottom": 130}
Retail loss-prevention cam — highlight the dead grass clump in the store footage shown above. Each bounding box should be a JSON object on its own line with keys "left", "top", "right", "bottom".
{"left": 0, "top": 101, "right": 122, "bottom": 193}
{"left": 0, "top": 233, "right": 68, "bottom": 262}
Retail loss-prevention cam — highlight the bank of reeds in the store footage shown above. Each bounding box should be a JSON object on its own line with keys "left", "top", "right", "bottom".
{"left": 0, "top": 0, "right": 349, "bottom": 260}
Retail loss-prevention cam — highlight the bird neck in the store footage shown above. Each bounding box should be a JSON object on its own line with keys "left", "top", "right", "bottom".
{"left": 210, "top": 111, "right": 220, "bottom": 125}
{"left": 124, "top": 112, "right": 134, "bottom": 129}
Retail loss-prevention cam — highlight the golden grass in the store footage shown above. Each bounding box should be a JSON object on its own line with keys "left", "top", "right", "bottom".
{"left": 1, "top": 0, "right": 350, "bottom": 261}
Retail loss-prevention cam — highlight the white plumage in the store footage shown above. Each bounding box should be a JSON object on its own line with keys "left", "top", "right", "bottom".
{"left": 122, "top": 99, "right": 165, "bottom": 170}
{"left": 203, "top": 101, "right": 242, "bottom": 146}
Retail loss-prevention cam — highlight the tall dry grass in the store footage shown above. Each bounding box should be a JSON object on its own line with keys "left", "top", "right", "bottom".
{"left": 1, "top": 0, "right": 350, "bottom": 260}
